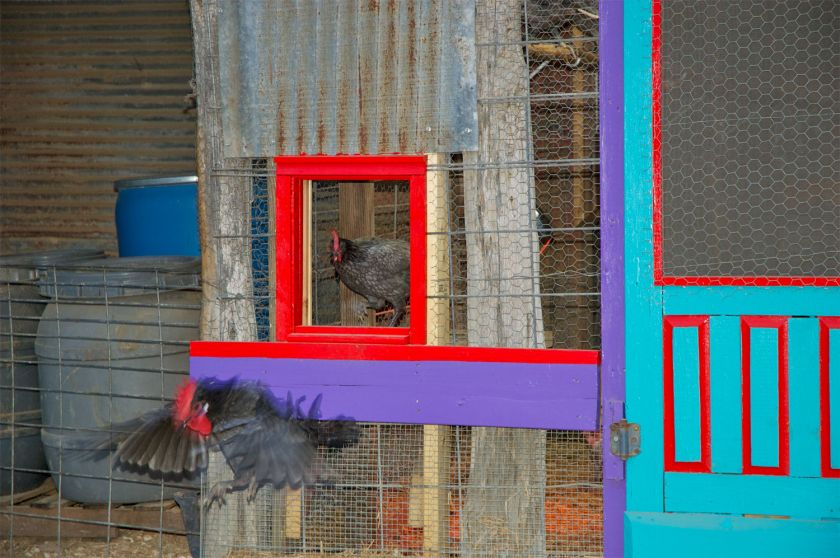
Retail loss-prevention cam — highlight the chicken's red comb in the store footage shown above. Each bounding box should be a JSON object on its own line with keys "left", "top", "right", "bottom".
{"left": 173, "top": 379, "right": 198, "bottom": 422}
{"left": 330, "top": 229, "right": 340, "bottom": 252}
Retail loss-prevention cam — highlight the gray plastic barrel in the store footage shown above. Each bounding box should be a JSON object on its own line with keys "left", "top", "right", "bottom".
{"left": 0, "top": 249, "right": 103, "bottom": 496}
{"left": 35, "top": 256, "right": 200, "bottom": 503}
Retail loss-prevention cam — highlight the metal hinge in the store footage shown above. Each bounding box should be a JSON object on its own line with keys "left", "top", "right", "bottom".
{"left": 609, "top": 419, "right": 641, "bottom": 460}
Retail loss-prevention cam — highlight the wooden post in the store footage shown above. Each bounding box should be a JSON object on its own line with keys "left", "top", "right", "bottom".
{"left": 415, "top": 153, "right": 451, "bottom": 555}
{"left": 461, "top": 1, "right": 547, "bottom": 557}
{"left": 189, "top": 1, "right": 258, "bottom": 556}
{"left": 338, "top": 182, "right": 375, "bottom": 326}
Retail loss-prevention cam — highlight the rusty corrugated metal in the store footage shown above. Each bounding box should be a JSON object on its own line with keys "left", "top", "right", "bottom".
{"left": 0, "top": 0, "right": 197, "bottom": 254}
{"left": 217, "top": 0, "right": 477, "bottom": 157}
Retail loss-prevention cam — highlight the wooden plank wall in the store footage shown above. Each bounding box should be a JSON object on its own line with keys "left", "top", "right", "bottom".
{"left": 0, "top": 0, "right": 197, "bottom": 255}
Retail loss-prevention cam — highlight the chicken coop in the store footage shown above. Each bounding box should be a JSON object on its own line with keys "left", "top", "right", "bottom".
{"left": 2, "top": 0, "right": 839, "bottom": 557}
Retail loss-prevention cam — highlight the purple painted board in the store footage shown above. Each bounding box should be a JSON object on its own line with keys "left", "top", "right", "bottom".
{"left": 599, "top": 0, "right": 626, "bottom": 556}
{"left": 190, "top": 356, "right": 598, "bottom": 430}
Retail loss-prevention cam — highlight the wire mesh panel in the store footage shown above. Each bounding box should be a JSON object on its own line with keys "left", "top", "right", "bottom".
{"left": 658, "top": 0, "right": 840, "bottom": 280}
{"left": 1, "top": 258, "right": 201, "bottom": 557}
{"left": 201, "top": 426, "right": 602, "bottom": 558}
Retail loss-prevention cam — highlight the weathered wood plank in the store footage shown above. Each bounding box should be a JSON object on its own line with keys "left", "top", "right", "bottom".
{"left": 0, "top": 503, "right": 185, "bottom": 538}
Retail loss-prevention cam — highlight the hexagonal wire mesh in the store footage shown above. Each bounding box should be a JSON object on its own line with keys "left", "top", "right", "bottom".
{"left": 659, "top": 0, "right": 840, "bottom": 280}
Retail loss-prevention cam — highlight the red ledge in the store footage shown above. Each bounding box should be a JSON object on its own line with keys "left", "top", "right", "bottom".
{"left": 190, "top": 341, "right": 600, "bottom": 365}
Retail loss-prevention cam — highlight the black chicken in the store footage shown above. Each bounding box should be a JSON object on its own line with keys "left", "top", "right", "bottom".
{"left": 329, "top": 229, "right": 410, "bottom": 327}
{"left": 97, "top": 377, "right": 359, "bottom": 506}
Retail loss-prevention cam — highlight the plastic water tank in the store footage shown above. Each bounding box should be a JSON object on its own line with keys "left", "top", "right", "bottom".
{"left": 114, "top": 175, "right": 199, "bottom": 257}
{"left": 0, "top": 248, "right": 103, "bottom": 496}
{"left": 35, "top": 256, "right": 200, "bottom": 503}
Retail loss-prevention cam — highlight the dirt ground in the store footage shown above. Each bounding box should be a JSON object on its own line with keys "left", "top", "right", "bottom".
{"left": 0, "top": 536, "right": 410, "bottom": 558}
{"left": 0, "top": 532, "right": 191, "bottom": 558}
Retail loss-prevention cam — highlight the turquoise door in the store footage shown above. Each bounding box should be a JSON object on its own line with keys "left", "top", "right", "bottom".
{"left": 623, "top": 1, "right": 840, "bottom": 556}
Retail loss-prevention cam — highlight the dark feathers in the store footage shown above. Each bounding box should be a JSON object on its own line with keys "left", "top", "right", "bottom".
{"left": 330, "top": 231, "right": 410, "bottom": 327}
{"left": 98, "top": 378, "right": 359, "bottom": 505}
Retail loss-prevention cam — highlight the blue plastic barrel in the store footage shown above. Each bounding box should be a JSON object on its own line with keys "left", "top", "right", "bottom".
{"left": 114, "top": 176, "right": 199, "bottom": 257}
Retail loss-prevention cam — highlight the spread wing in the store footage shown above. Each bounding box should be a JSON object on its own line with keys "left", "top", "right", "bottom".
{"left": 112, "top": 408, "right": 209, "bottom": 479}
{"left": 214, "top": 411, "right": 317, "bottom": 490}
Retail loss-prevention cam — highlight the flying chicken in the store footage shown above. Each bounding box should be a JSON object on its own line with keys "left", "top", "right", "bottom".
{"left": 100, "top": 377, "right": 359, "bottom": 506}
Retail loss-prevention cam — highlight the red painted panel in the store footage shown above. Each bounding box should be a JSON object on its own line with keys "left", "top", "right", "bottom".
{"left": 663, "top": 315, "right": 711, "bottom": 473}
{"left": 274, "top": 154, "right": 427, "bottom": 345}
{"left": 741, "top": 316, "right": 790, "bottom": 476}
{"left": 190, "top": 340, "right": 600, "bottom": 365}
{"left": 819, "top": 316, "right": 840, "bottom": 478}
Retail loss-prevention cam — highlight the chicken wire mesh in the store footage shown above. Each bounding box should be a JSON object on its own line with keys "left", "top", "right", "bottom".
{"left": 659, "top": 0, "right": 840, "bottom": 279}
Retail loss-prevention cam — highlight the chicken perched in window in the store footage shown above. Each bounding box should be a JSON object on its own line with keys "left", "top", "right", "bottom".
{"left": 329, "top": 229, "right": 410, "bottom": 327}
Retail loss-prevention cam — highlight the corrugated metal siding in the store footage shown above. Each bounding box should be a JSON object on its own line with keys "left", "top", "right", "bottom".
{"left": 0, "top": 0, "right": 197, "bottom": 254}
{"left": 217, "top": 0, "right": 477, "bottom": 158}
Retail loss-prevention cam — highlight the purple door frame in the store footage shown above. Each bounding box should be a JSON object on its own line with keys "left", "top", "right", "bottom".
{"left": 599, "top": 1, "right": 626, "bottom": 557}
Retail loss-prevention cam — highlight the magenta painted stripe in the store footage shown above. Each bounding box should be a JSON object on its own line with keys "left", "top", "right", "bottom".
{"left": 190, "top": 357, "right": 598, "bottom": 430}
{"left": 599, "top": 0, "right": 626, "bottom": 556}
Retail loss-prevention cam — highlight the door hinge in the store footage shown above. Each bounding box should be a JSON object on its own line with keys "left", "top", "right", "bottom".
{"left": 609, "top": 419, "right": 641, "bottom": 460}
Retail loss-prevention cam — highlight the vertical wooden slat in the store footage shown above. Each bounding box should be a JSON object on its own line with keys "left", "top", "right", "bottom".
{"left": 420, "top": 153, "right": 451, "bottom": 555}
{"left": 338, "top": 183, "right": 375, "bottom": 326}
{"left": 571, "top": 26, "right": 586, "bottom": 227}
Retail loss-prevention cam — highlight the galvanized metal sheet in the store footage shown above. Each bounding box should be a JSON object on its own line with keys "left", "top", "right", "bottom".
{"left": 0, "top": 0, "right": 197, "bottom": 255}
{"left": 218, "top": 0, "right": 477, "bottom": 157}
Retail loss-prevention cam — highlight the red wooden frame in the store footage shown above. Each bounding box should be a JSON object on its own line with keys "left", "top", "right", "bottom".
{"left": 650, "top": 0, "right": 840, "bottom": 287}
{"left": 740, "top": 316, "right": 790, "bottom": 476}
{"left": 663, "top": 315, "right": 711, "bottom": 473}
{"left": 275, "top": 155, "right": 427, "bottom": 345}
{"left": 819, "top": 316, "right": 840, "bottom": 478}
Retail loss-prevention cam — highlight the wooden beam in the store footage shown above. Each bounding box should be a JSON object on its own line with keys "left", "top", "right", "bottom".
{"left": 0, "top": 501, "right": 184, "bottom": 538}
{"left": 0, "top": 478, "right": 54, "bottom": 506}
{"left": 338, "top": 182, "right": 375, "bottom": 326}
{"left": 571, "top": 26, "right": 586, "bottom": 228}
{"left": 420, "top": 153, "right": 451, "bottom": 556}
{"left": 527, "top": 43, "right": 597, "bottom": 65}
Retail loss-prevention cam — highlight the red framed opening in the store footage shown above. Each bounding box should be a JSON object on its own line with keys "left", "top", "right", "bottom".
{"left": 275, "top": 155, "right": 427, "bottom": 345}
